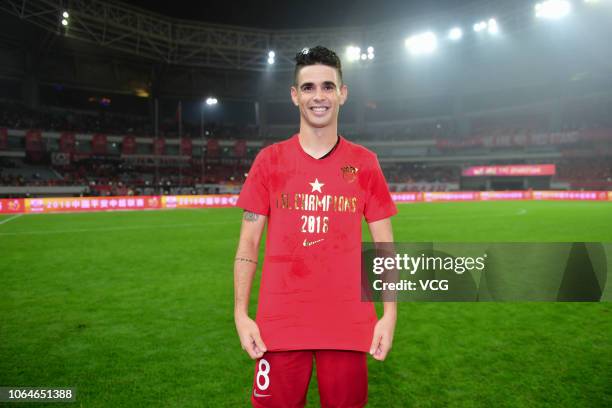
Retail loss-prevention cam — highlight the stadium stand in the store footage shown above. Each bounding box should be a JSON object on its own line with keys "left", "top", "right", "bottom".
{"left": 2, "top": 99, "right": 610, "bottom": 197}
{"left": 1, "top": 0, "right": 611, "bottom": 198}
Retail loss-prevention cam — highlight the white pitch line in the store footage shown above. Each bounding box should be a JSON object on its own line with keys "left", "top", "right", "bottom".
{"left": 0, "top": 219, "right": 236, "bottom": 236}
{"left": 395, "top": 212, "right": 523, "bottom": 221}
{"left": 0, "top": 214, "right": 23, "bottom": 225}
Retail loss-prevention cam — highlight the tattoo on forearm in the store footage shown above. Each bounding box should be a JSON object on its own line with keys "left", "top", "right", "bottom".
{"left": 235, "top": 257, "right": 258, "bottom": 265}
{"left": 243, "top": 211, "right": 259, "bottom": 222}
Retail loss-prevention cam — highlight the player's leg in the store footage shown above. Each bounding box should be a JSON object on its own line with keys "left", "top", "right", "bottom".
{"left": 314, "top": 350, "right": 368, "bottom": 408}
{"left": 251, "top": 350, "right": 314, "bottom": 408}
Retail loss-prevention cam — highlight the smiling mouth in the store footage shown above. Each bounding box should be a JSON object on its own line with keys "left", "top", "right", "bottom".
{"left": 310, "top": 106, "right": 330, "bottom": 113}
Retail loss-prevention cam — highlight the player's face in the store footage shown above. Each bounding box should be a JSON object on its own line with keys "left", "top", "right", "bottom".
{"left": 291, "top": 64, "right": 348, "bottom": 130}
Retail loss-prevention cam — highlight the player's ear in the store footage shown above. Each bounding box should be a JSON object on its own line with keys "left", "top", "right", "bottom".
{"left": 290, "top": 86, "right": 299, "bottom": 107}
{"left": 339, "top": 84, "right": 348, "bottom": 106}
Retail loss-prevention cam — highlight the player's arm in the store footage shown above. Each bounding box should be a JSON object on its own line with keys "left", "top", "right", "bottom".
{"left": 234, "top": 210, "right": 268, "bottom": 359}
{"left": 367, "top": 217, "right": 397, "bottom": 361}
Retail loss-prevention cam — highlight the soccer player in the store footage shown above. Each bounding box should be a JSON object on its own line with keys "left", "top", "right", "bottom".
{"left": 234, "top": 45, "right": 397, "bottom": 408}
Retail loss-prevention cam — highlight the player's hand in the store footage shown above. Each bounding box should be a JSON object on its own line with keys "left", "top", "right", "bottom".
{"left": 370, "top": 313, "right": 396, "bottom": 361}
{"left": 235, "top": 313, "right": 267, "bottom": 359}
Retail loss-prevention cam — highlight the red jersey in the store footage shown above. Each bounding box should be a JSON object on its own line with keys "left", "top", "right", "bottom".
{"left": 237, "top": 134, "right": 397, "bottom": 352}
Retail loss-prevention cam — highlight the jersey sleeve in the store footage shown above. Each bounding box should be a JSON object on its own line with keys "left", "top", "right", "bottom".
{"left": 237, "top": 149, "right": 270, "bottom": 216}
{"left": 363, "top": 154, "right": 397, "bottom": 223}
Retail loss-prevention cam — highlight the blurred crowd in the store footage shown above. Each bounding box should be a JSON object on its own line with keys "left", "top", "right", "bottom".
{"left": 1, "top": 102, "right": 611, "bottom": 196}
{"left": 0, "top": 101, "right": 258, "bottom": 140}
{"left": 384, "top": 163, "right": 460, "bottom": 184}
{"left": 555, "top": 159, "right": 612, "bottom": 182}
{"left": 0, "top": 101, "right": 151, "bottom": 136}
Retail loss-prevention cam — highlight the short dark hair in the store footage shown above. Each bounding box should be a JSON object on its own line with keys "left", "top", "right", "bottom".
{"left": 294, "top": 46, "right": 343, "bottom": 85}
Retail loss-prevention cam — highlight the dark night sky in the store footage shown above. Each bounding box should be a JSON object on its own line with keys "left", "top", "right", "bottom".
{"left": 122, "top": 0, "right": 482, "bottom": 29}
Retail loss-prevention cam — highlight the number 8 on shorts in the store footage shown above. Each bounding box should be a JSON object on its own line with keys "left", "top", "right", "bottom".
{"left": 256, "top": 358, "right": 270, "bottom": 391}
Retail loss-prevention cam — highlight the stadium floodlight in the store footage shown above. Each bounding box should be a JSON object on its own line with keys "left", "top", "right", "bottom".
{"left": 268, "top": 51, "right": 275, "bottom": 58}
{"left": 535, "top": 0, "right": 572, "bottom": 19}
{"left": 346, "top": 46, "right": 361, "bottom": 62}
{"left": 448, "top": 27, "right": 463, "bottom": 40}
{"left": 473, "top": 21, "right": 487, "bottom": 32}
{"left": 267, "top": 57, "right": 275, "bottom": 65}
{"left": 61, "top": 19, "right": 68, "bottom": 26}
{"left": 487, "top": 18, "right": 499, "bottom": 34}
{"left": 62, "top": 11, "right": 69, "bottom": 19}
{"left": 473, "top": 18, "right": 499, "bottom": 35}
{"left": 366, "top": 46, "right": 375, "bottom": 60}
{"left": 205, "top": 97, "right": 218, "bottom": 106}
{"left": 361, "top": 53, "right": 367, "bottom": 60}
{"left": 405, "top": 31, "right": 438, "bottom": 55}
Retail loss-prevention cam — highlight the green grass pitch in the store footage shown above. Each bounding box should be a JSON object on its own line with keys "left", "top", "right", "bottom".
{"left": 1, "top": 201, "right": 611, "bottom": 407}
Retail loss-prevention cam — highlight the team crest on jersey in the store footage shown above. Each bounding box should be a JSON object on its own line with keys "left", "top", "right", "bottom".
{"left": 341, "top": 165, "right": 358, "bottom": 183}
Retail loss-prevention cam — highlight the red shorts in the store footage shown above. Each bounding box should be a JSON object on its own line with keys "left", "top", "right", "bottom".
{"left": 251, "top": 350, "right": 367, "bottom": 408}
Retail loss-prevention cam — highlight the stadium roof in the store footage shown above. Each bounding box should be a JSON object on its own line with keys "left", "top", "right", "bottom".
{"left": 2, "top": 0, "right": 610, "bottom": 74}
{"left": 123, "top": 0, "right": 470, "bottom": 30}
